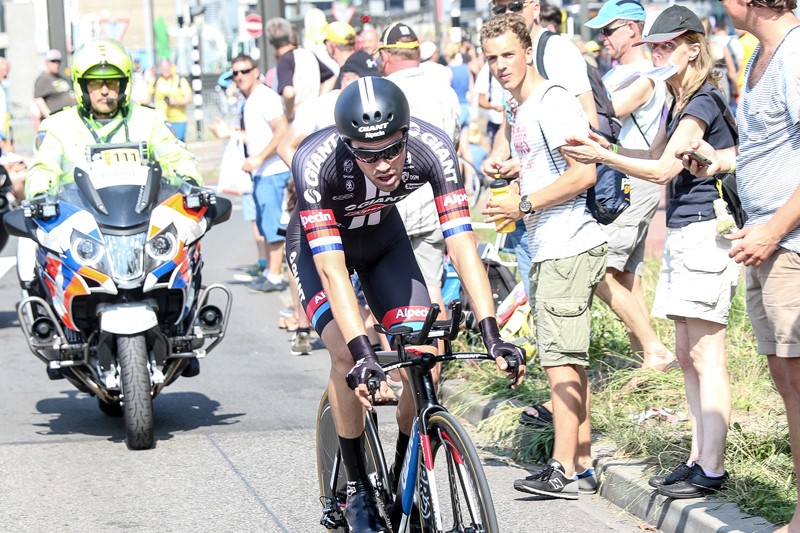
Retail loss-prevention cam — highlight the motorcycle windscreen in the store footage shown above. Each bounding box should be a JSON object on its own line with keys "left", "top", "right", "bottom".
{"left": 57, "top": 182, "right": 180, "bottom": 232}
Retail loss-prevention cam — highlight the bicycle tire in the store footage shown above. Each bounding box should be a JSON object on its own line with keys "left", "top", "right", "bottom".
{"left": 316, "top": 392, "right": 393, "bottom": 532}
{"left": 417, "top": 411, "right": 498, "bottom": 533}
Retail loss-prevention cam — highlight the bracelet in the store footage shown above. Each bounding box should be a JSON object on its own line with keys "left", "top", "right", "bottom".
{"left": 610, "top": 143, "right": 619, "bottom": 154}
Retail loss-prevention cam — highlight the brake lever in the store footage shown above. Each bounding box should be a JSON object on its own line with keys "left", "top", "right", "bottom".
{"left": 367, "top": 376, "right": 380, "bottom": 404}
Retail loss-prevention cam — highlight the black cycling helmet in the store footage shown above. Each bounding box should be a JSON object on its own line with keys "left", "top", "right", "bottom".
{"left": 334, "top": 76, "right": 410, "bottom": 143}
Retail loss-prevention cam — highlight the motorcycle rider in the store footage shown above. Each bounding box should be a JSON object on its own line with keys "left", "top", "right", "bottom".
{"left": 25, "top": 38, "right": 202, "bottom": 197}
{"left": 21, "top": 38, "right": 204, "bottom": 377}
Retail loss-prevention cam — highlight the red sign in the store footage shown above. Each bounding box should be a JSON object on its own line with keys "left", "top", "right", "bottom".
{"left": 244, "top": 13, "right": 263, "bottom": 38}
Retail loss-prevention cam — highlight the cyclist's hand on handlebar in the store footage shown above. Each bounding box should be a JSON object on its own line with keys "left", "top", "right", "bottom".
{"left": 345, "top": 335, "right": 390, "bottom": 410}
{"left": 346, "top": 357, "right": 389, "bottom": 410}
{"left": 493, "top": 346, "right": 526, "bottom": 389}
{"left": 478, "top": 317, "right": 527, "bottom": 389}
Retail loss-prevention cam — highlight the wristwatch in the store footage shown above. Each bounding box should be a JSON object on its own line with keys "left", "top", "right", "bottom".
{"left": 519, "top": 195, "right": 534, "bottom": 214}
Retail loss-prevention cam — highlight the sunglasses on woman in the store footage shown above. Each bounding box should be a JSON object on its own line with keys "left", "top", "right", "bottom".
{"left": 346, "top": 134, "right": 408, "bottom": 164}
{"left": 491, "top": 0, "right": 528, "bottom": 15}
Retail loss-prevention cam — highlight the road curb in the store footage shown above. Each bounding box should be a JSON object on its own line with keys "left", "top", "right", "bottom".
{"left": 440, "top": 380, "right": 778, "bottom": 533}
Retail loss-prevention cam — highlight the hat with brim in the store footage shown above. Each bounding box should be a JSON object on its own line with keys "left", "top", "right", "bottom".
{"left": 340, "top": 50, "right": 380, "bottom": 78}
{"left": 376, "top": 22, "right": 419, "bottom": 53}
{"left": 635, "top": 5, "right": 705, "bottom": 46}
{"left": 585, "top": 0, "right": 646, "bottom": 29}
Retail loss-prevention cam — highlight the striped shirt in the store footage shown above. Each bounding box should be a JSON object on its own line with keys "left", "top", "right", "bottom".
{"left": 736, "top": 26, "right": 800, "bottom": 252}
{"left": 515, "top": 82, "right": 607, "bottom": 262}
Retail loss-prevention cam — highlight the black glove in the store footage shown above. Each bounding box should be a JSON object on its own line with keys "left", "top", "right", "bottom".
{"left": 345, "top": 335, "right": 386, "bottom": 391}
{"left": 479, "top": 317, "right": 524, "bottom": 375}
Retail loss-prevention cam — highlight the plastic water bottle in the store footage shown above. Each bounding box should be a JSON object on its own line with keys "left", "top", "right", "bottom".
{"left": 489, "top": 178, "right": 515, "bottom": 234}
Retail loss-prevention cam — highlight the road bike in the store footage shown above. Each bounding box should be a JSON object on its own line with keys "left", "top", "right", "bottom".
{"left": 316, "top": 301, "right": 519, "bottom": 532}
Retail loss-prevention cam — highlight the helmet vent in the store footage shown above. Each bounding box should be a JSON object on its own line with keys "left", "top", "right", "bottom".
{"left": 374, "top": 111, "right": 382, "bottom": 121}
{"left": 361, "top": 113, "right": 370, "bottom": 123}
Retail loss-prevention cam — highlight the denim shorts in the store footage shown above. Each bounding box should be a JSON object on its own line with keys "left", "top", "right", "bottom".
{"left": 253, "top": 171, "right": 291, "bottom": 243}
{"left": 241, "top": 193, "right": 256, "bottom": 222}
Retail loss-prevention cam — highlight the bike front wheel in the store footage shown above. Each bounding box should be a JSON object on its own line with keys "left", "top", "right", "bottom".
{"left": 418, "top": 411, "right": 498, "bottom": 533}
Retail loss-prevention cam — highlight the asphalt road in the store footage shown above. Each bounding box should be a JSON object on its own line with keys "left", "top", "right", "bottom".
{"left": 0, "top": 197, "right": 652, "bottom": 532}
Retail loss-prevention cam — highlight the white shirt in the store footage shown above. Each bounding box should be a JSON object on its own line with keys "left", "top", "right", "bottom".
{"left": 474, "top": 64, "right": 504, "bottom": 125}
{"left": 515, "top": 82, "right": 606, "bottom": 262}
{"left": 387, "top": 66, "right": 462, "bottom": 236}
{"left": 242, "top": 83, "right": 290, "bottom": 177}
{"left": 292, "top": 90, "right": 339, "bottom": 137}
{"left": 532, "top": 31, "right": 592, "bottom": 97}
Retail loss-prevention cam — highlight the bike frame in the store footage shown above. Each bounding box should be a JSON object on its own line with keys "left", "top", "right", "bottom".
{"left": 372, "top": 302, "right": 499, "bottom": 532}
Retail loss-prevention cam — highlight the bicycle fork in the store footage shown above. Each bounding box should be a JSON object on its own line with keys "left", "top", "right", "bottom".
{"left": 396, "top": 417, "right": 443, "bottom": 533}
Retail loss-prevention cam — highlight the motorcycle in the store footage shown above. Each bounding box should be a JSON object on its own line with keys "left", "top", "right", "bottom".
{"left": 3, "top": 147, "right": 232, "bottom": 450}
{"left": 0, "top": 164, "right": 16, "bottom": 252}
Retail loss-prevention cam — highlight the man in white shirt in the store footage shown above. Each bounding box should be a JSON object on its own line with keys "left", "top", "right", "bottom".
{"left": 229, "top": 54, "right": 291, "bottom": 294}
{"left": 481, "top": 13, "right": 606, "bottom": 500}
{"left": 585, "top": 0, "right": 675, "bottom": 370}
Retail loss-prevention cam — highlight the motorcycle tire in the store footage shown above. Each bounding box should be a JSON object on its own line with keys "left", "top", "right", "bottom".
{"left": 97, "top": 397, "right": 123, "bottom": 418}
{"left": 117, "top": 334, "right": 155, "bottom": 450}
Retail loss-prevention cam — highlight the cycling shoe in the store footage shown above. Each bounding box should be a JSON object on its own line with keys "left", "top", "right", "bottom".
{"left": 345, "top": 484, "right": 390, "bottom": 533}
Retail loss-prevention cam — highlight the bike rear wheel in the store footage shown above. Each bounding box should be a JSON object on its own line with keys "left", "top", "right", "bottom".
{"left": 316, "top": 393, "right": 393, "bottom": 531}
{"left": 418, "top": 411, "right": 497, "bottom": 533}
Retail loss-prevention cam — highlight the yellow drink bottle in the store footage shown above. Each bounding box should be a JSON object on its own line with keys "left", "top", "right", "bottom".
{"left": 489, "top": 178, "right": 515, "bottom": 233}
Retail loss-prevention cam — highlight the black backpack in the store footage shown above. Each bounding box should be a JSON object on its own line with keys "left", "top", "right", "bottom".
{"left": 535, "top": 31, "right": 630, "bottom": 225}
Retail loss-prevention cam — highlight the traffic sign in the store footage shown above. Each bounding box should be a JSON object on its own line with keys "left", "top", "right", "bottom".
{"left": 244, "top": 13, "right": 263, "bottom": 38}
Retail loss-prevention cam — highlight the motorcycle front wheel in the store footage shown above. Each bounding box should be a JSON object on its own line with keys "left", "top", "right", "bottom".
{"left": 117, "top": 334, "right": 155, "bottom": 450}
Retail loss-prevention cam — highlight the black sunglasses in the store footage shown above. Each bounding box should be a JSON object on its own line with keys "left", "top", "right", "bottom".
{"left": 232, "top": 67, "right": 254, "bottom": 77}
{"left": 492, "top": 0, "right": 527, "bottom": 15}
{"left": 599, "top": 22, "right": 628, "bottom": 37}
{"left": 346, "top": 134, "right": 408, "bottom": 164}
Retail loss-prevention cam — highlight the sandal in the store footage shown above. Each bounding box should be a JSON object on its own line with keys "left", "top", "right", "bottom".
{"left": 519, "top": 404, "right": 554, "bottom": 426}
{"left": 278, "top": 315, "right": 299, "bottom": 331}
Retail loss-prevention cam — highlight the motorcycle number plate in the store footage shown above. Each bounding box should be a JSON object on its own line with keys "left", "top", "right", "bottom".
{"left": 100, "top": 148, "right": 141, "bottom": 166}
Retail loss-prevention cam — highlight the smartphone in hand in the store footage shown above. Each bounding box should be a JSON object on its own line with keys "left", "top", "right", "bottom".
{"left": 681, "top": 149, "right": 713, "bottom": 166}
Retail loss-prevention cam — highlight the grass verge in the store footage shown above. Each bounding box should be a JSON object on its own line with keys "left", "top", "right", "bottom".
{"left": 446, "top": 258, "right": 796, "bottom": 526}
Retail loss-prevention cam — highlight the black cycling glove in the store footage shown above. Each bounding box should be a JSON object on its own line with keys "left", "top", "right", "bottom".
{"left": 479, "top": 317, "right": 525, "bottom": 367}
{"left": 345, "top": 335, "right": 386, "bottom": 391}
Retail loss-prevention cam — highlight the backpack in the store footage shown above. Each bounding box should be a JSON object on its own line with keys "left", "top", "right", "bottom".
{"left": 534, "top": 34, "right": 630, "bottom": 224}
{"left": 536, "top": 31, "right": 622, "bottom": 143}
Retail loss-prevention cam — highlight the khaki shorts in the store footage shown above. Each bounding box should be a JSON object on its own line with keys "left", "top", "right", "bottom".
{"left": 604, "top": 182, "right": 660, "bottom": 276}
{"left": 529, "top": 243, "right": 607, "bottom": 367}
{"left": 652, "top": 219, "right": 741, "bottom": 325}
{"left": 746, "top": 248, "right": 800, "bottom": 357}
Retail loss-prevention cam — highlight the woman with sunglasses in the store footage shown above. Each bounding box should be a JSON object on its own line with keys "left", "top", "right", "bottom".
{"left": 562, "top": 5, "right": 740, "bottom": 499}
{"left": 285, "top": 76, "right": 525, "bottom": 532}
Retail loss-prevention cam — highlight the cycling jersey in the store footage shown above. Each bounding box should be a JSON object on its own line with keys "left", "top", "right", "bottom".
{"left": 287, "top": 117, "right": 472, "bottom": 335}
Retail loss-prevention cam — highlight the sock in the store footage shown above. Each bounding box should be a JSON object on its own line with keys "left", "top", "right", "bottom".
{"left": 392, "top": 431, "right": 411, "bottom": 487}
{"left": 266, "top": 272, "right": 283, "bottom": 284}
{"left": 577, "top": 467, "right": 595, "bottom": 478}
{"left": 257, "top": 259, "right": 267, "bottom": 267}
{"left": 338, "top": 434, "right": 371, "bottom": 488}
{"left": 700, "top": 465, "right": 725, "bottom": 478}
{"left": 298, "top": 327, "right": 310, "bottom": 335}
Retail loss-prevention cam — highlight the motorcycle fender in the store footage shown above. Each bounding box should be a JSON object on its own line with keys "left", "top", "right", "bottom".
{"left": 100, "top": 303, "right": 158, "bottom": 334}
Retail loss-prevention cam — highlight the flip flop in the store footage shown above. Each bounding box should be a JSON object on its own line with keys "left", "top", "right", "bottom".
{"left": 519, "top": 404, "right": 553, "bottom": 426}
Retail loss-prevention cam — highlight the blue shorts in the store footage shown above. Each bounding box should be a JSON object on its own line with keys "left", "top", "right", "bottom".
{"left": 241, "top": 192, "right": 256, "bottom": 222}
{"left": 166, "top": 121, "right": 187, "bottom": 142}
{"left": 253, "top": 171, "right": 291, "bottom": 243}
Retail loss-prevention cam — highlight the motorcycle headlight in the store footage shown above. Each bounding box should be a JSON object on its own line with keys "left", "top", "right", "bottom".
{"left": 104, "top": 233, "right": 146, "bottom": 282}
{"left": 146, "top": 230, "right": 177, "bottom": 261}
{"left": 70, "top": 231, "right": 105, "bottom": 267}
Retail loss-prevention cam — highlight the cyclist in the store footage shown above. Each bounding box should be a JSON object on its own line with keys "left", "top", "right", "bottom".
{"left": 287, "top": 76, "right": 526, "bottom": 532}
{"left": 25, "top": 37, "right": 201, "bottom": 198}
